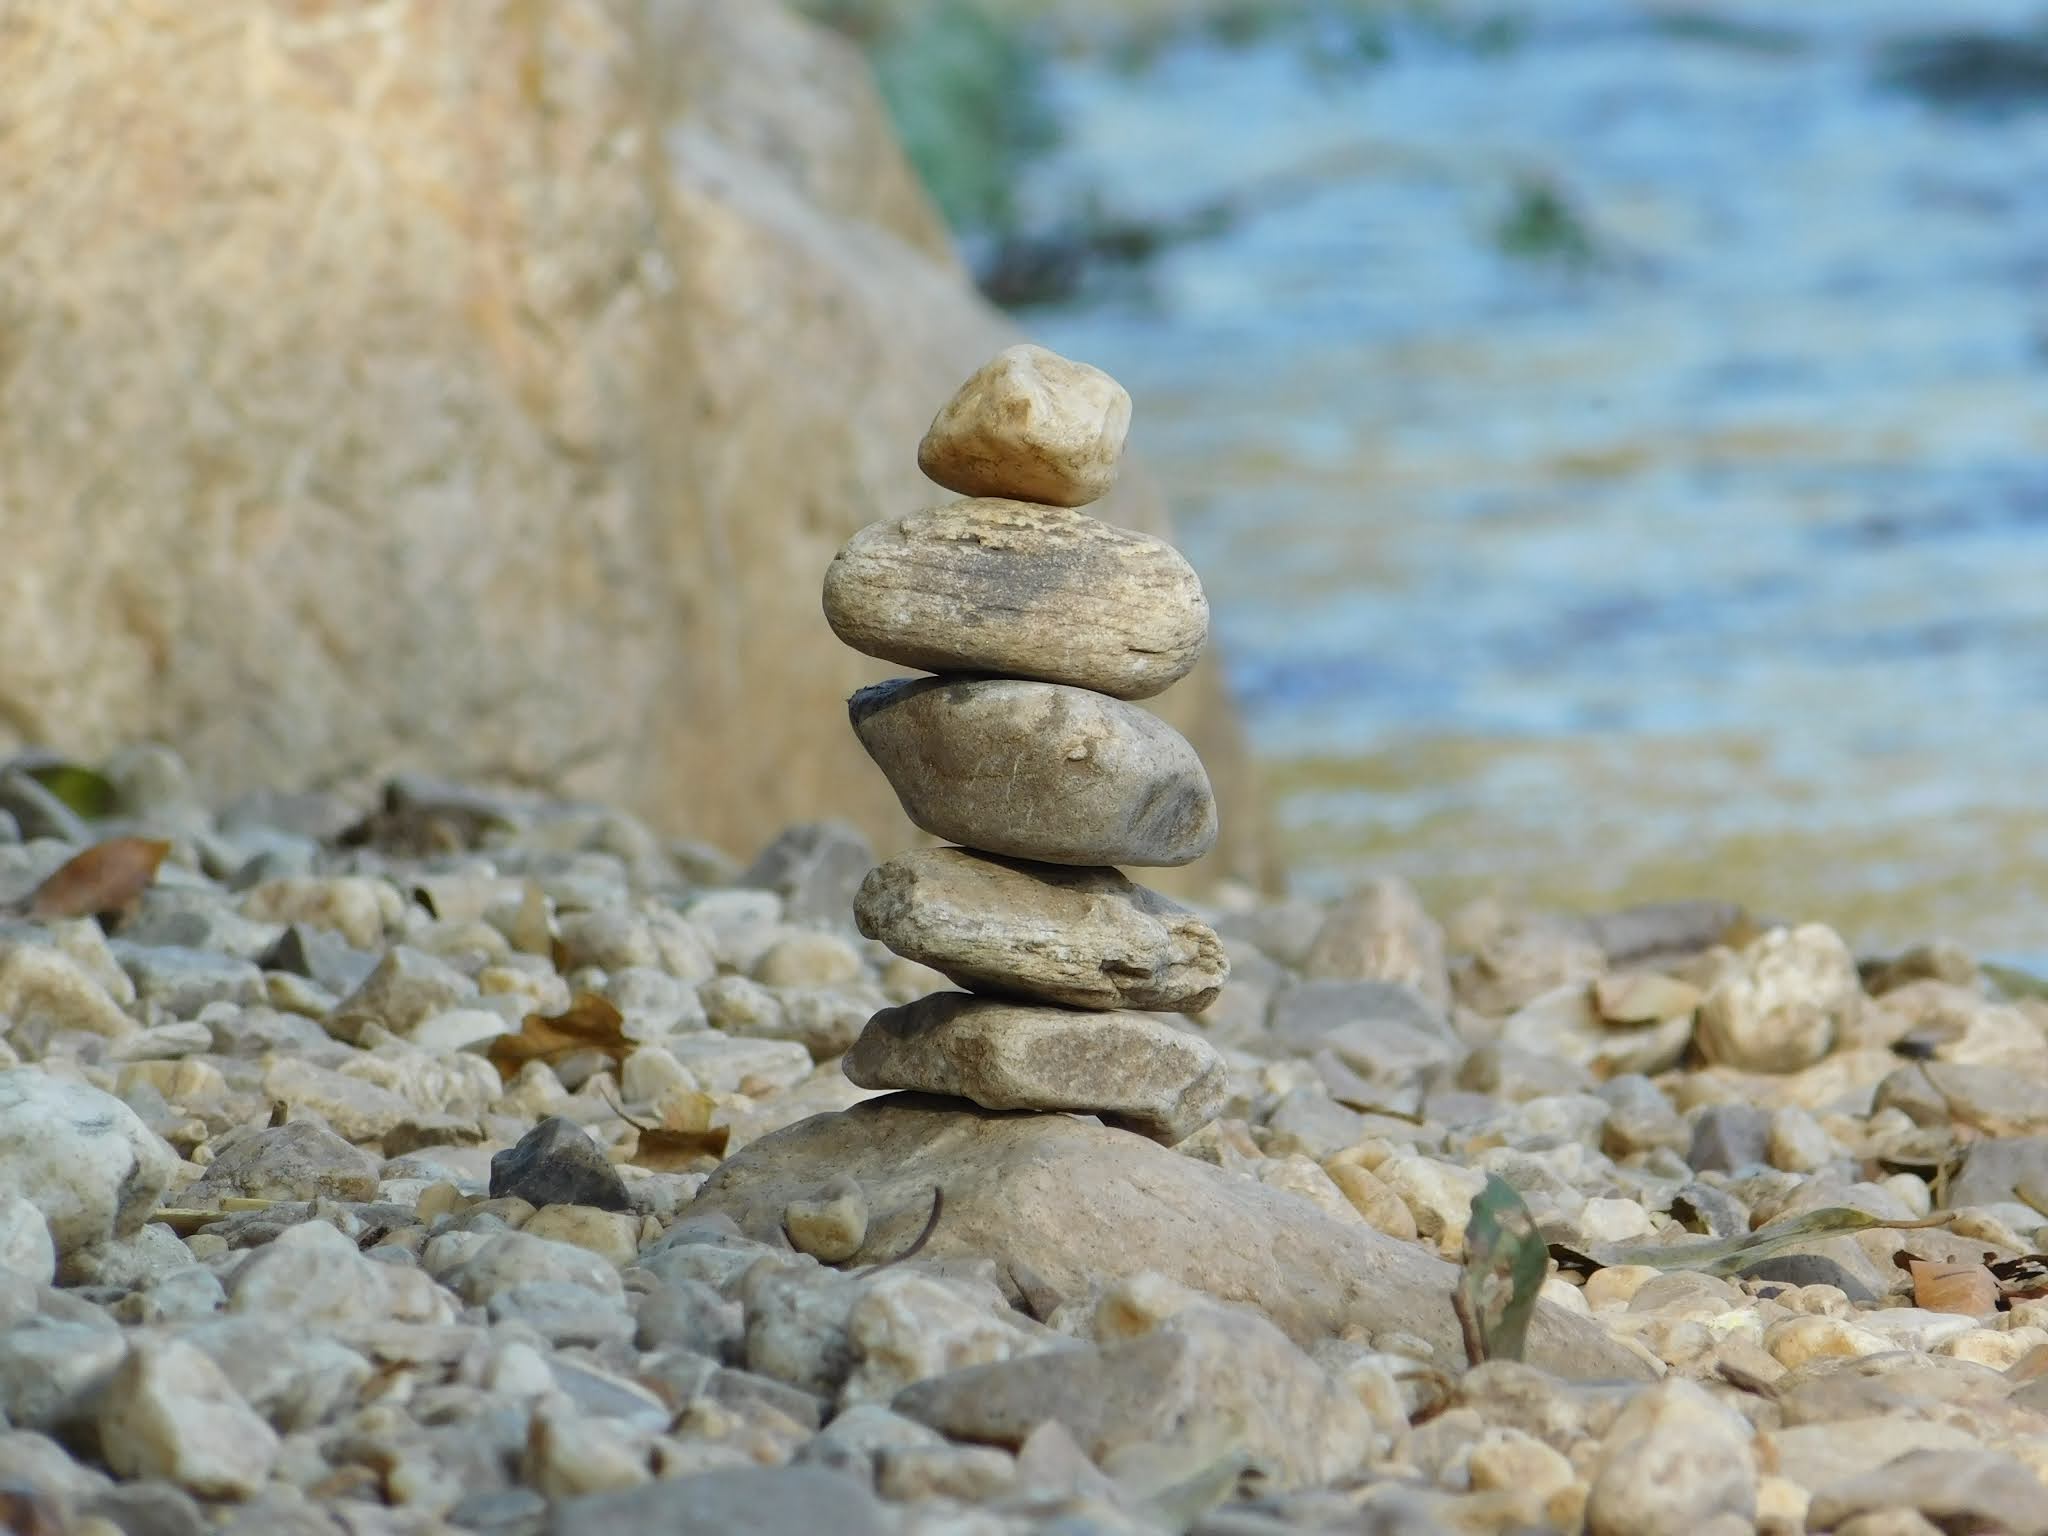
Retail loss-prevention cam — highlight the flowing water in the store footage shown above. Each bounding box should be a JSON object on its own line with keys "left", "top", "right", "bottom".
{"left": 1021, "top": 0, "right": 2048, "bottom": 956}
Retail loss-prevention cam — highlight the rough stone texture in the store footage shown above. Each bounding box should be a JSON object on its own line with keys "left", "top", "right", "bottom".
{"left": 1301, "top": 877, "right": 1451, "bottom": 1008}
{"left": 850, "top": 677, "right": 1218, "bottom": 867}
{"left": 685, "top": 1094, "right": 1652, "bottom": 1378}
{"left": 1585, "top": 1378, "right": 1758, "bottom": 1536}
{"left": 895, "top": 1291, "right": 1373, "bottom": 1489}
{"left": 182, "top": 1122, "right": 379, "bottom": 1206}
{"left": 0, "top": 1070, "right": 176, "bottom": 1256}
{"left": 97, "top": 1339, "right": 280, "bottom": 1501}
{"left": 1697, "top": 924, "right": 1860, "bottom": 1073}
{"left": 854, "top": 848, "right": 1227, "bottom": 1011}
{"left": 490, "top": 1117, "right": 632, "bottom": 1213}
{"left": 916, "top": 344, "right": 1132, "bottom": 508}
{"left": 842, "top": 993, "right": 1227, "bottom": 1142}
{"left": 1948, "top": 1136, "right": 2048, "bottom": 1208}
{"left": 823, "top": 500, "right": 1205, "bottom": 699}
{"left": 0, "top": 1193, "right": 57, "bottom": 1286}
{"left": 547, "top": 1466, "right": 887, "bottom": 1536}
{"left": 1806, "top": 1449, "right": 2048, "bottom": 1535}
{"left": 0, "top": 0, "right": 1263, "bottom": 896}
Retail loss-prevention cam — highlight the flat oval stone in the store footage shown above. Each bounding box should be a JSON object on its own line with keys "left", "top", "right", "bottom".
{"left": 855, "top": 848, "right": 1228, "bottom": 1011}
{"left": 842, "top": 993, "right": 1226, "bottom": 1143}
{"left": 822, "top": 500, "right": 1206, "bottom": 700}
{"left": 848, "top": 677, "right": 1218, "bottom": 867}
{"left": 917, "top": 344, "right": 1131, "bottom": 508}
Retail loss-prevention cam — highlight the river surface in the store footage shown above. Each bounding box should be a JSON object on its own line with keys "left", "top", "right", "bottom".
{"left": 1022, "top": 0, "right": 2048, "bottom": 956}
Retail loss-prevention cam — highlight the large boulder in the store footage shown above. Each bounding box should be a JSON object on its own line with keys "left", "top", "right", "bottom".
{"left": 0, "top": 0, "right": 1263, "bottom": 890}
{"left": 685, "top": 1094, "right": 1653, "bottom": 1381}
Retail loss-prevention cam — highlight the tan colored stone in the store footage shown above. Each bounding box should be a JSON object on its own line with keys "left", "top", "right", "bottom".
{"left": 855, "top": 848, "right": 1227, "bottom": 1011}
{"left": 0, "top": 1, "right": 1265, "bottom": 896}
{"left": 843, "top": 993, "right": 1225, "bottom": 1143}
{"left": 98, "top": 1338, "right": 279, "bottom": 1500}
{"left": 1697, "top": 924, "right": 1859, "bottom": 1073}
{"left": 1301, "top": 877, "right": 1450, "bottom": 1007}
{"left": 823, "top": 500, "right": 1205, "bottom": 699}
{"left": 783, "top": 1174, "right": 869, "bottom": 1263}
{"left": 686, "top": 1096, "right": 1652, "bottom": 1379}
{"left": 917, "top": 344, "right": 1131, "bottom": 507}
{"left": 851, "top": 677, "right": 1217, "bottom": 867}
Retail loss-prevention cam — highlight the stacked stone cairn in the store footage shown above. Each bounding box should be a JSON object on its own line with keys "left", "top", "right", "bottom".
{"left": 820, "top": 344, "right": 1233, "bottom": 1144}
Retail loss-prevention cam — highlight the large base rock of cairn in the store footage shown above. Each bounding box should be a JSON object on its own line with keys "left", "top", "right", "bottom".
{"left": 824, "top": 344, "right": 1228, "bottom": 1140}
{"left": 690, "top": 1095, "right": 1653, "bottom": 1381}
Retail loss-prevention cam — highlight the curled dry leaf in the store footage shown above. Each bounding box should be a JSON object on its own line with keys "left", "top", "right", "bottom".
{"left": 618, "top": 1088, "right": 729, "bottom": 1169}
{"left": 1907, "top": 1257, "right": 2000, "bottom": 1316}
{"left": 1592, "top": 970, "right": 1701, "bottom": 1025}
{"left": 28, "top": 836, "right": 171, "bottom": 920}
{"left": 486, "top": 993, "right": 631, "bottom": 1081}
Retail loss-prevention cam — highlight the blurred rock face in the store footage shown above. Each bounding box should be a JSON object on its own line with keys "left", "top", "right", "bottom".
{"left": 0, "top": 0, "right": 1260, "bottom": 889}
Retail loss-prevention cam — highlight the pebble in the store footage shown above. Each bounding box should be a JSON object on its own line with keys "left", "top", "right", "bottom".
{"left": 916, "top": 343, "right": 1131, "bottom": 508}
{"left": 1807, "top": 1448, "right": 2048, "bottom": 1536}
{"left": 849, "top": 677, "right": 1218, "bottom": 867}
{"left": 0, "top": 1071, "right": 176, "bottom": 1256}
{"left": 854, "top": 848, "right": 1227, "bottom": 1011}
{"left": 842, "top": 992, "right": 1227, "bottom": 1143}
{"left": 0, "top": 1193, "right": 57, "bottom": 1285}
{"left": 185, "top": 1122, "right": 380, "bottom": 1205}
{"left": 781, "top": 1175, "right": 869, "bottom": 1264}
{"left": 1584, "top": 1379, "right": 1757, "bottom": 1536}
{"left": 1300, "top": 877, "right": 1451, "bottom": 1008}
{"left": 490, "top": 1117, "right": 631, "bottom": 1213}
{"left": 97, "top": 1338, "right": 279, "bottom": 1499}
{"left": 824, "top": 499, "right": 1206, "bottom": 699}
{"left": 1697, "top": 923, "right": 1859, "bottom": 1073}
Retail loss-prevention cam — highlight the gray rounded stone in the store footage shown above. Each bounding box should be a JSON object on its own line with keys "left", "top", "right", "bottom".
{"left": 849, "top": 677, "right": 1218, "bottom": 868}
{"left": 490, "top": 1116, "right": 631, "bottom": 1213}
{"left": 842, "top": 992, "right": 1226, "bottom": 1143}
{"left": 855, "top": 848, "right": 1228, "bottom": 1011}
{"left": 822, "top": 500, "right": 1206, "bottom": 700}
{"left": 0, "top": 1070, "right": 176, "bottom": 1257}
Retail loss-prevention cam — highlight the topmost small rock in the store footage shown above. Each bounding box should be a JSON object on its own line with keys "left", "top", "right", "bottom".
{"left": 918, "top": 344, "right": 1132, "bottom": 508}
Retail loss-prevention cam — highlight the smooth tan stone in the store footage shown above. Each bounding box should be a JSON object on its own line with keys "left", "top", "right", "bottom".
{"left": 687, "top": 1096, "right": 1655, "bottom": 1379}
{"left": 917, "top": 344, "right": 1131, "bottom": 507}
{"left": 842, "top": 992, "right": 1226, "bottom": 1143}
{"left": 823, "top": 500, "right": 1206, "bottom": 700}
{"left": 849, "top": 677, "right": 1217, "bottom": 867}
{"left": 1697, "top": 924, "right": 1859, "bottom": 1074}
{"left": 854, "top": 848, "right": 1227, "bottom": 1011}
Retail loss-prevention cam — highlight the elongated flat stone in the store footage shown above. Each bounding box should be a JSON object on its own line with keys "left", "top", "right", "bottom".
{"left": 855, "top": 848, "right": 1228, "bottom": 1011}
{"left": 917, "top": 345, "right": 1131, "bottom": 508}
{"left": 842, "top": 993, "right": 1226, "bottom": 1143}
{"left": 822, "top": 500, "right": 1206, "bottom": 700}
{"left": 848, "top": 677, "right": 1217, "bottom": 868}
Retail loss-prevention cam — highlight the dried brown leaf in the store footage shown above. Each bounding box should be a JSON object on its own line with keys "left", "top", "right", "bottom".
{"left": 1909, "top": 1257, "right": 2000, "bottom": 1316}
{"left": 28, "top": 836, "right": 170, "bottom": 920}
{"left": 608, "top": 1086, "right": 730, "bottom": 1170}
{"left": 486, "top": 993, "right": 630, "bottom": 1081}
{"left": 628, "top": 1123, "right": 730, "bottom": 1170}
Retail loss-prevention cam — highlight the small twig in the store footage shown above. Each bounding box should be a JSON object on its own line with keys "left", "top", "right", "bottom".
{"left": 869, "top": 1188, "right": 944, "bottom": 1271}
{"left": 599, "top": 1086, "right": 657, "bottom": 1133}
{"left": 1402, "top": 1366, "right": 1463, "bottom": 1428}
{"left": 1716, "top": 1358, "right": 1782, "bottom": 1401}
{"left": 1452, "top": 1286, "right": 1487, "bottom": 1370}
